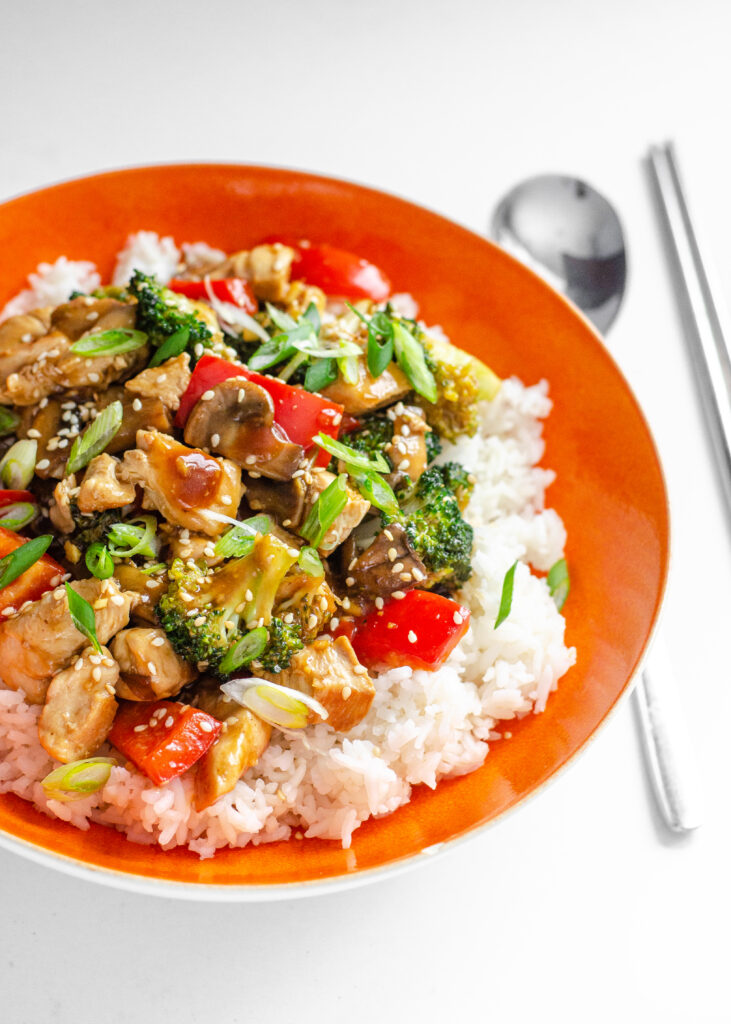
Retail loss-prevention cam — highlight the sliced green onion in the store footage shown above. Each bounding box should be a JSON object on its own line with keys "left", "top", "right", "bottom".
{"left": 0, "top": 501, "right": 38, "bottom": 531}
{"left": 66, "top": 400, "right": 123, "bottom": 476}
{"left": 139, "top": 561, "right": 167, "bottom": 575}
{"left": 0, "top": 407, "right": 20, "bottom": 437}
{"left": 214, "top": 515, "right": 272, "bottom": 558}
{"left": 221, "top": 676, "right": 328, "bottom": 729}
{"left": 70, "top": 328, "right": 148, "bottom": 358}
{"left": 202, "top": 278, "right": 269, "bottom": 343}
{"left": 338, "top": 354, "right": 360, "bottom": 385}
{"left": 0, "top": 534, "right": 52, "bottom": 591}
{"left": 148, "top": 326, "right": 190, "bottom": 368}
{"left": 277, "top": 351, "right": 308, "bottom": 382}
{"left": 302, "top": 301, "right": 321, "bottom": 332}
{"left": 106, "top": 515, "right": 158, "bottom": 559}
{"left": 300, "top": 474, "right": 348, "bottom": 548}
{"left": 304, "top": 358, "right": 337, "bottom": 393}
{"left": 392, "top": 321, "right": 437, "bottom": 403}
{"left": 495, "top": 560, "right": 519, "bottom": 628}
{"left": 248, "top": 335, "right": 298, "bottom": 372}
{"left": 265, "top": 304, "right": 299, "bottom": 333}
{"left": 348, "top": 468, "right": 400, "bottom": 516}
{"left": 85, "top": 542, "right": 114, "bottom": 580}
{"left": 0, "top": 439, "right": 37, "bottom": 488}
{"left": 313, "top": 432, "right": 389, "bottom": 473}
{"left": 298, "top": 545, "right": 324, "bottom": 577}
{"left": 64, "top": 582, "right": 102, "bottom": 654}
{"left": 547, "top": 557, "right": 570, "bottom": 611}
{"left": 219, "top": 626, "right": 268, "bottom": 676}
{"left": 41, "top": 757, "right": 116, "bottom": 802}
{"left": 347, "top": 303, "right": 395, "bottom": 378}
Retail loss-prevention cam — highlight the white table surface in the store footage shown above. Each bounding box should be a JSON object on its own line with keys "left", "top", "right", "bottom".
{"left": 1, "top": 1, "right": 730, "bottom": 1021}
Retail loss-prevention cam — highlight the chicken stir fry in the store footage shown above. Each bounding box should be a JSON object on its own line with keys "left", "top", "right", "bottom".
{"left": 0, "top": 237, "right": 500, "bottom": 805}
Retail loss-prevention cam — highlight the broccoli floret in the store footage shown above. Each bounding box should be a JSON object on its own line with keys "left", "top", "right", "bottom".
{"left": 438, "top": 461, "right": 474, "bottom": 511}
{"left": 346, "top": 414, "right": 395, "bottom": 460}
{"left": 68, "top": 502, "right": 124, "bottom": 550}
{"left": 425, "top": 427, "right": 442, "bottom": 464}
{"left": 386, "top": 464, "right": 474, "bottom": 590}
{"left": 255, "top": 618, "right": 304, "bottom": 674}
{"left": 156, "top": 534, "right": 299, "bottom": 675}
{"left": 128, "top": 270, "right": 213, "bottom": 353}
{"left": 417, "top": 333, "right": 501, "bottom": 441}
{"left": 274, "top": 567, "right": 336, "bottom": 641}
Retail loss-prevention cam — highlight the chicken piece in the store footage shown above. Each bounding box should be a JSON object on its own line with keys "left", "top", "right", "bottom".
{"left": 112, "top": 564, "right": 166, "bottom": 625}
{"left": 0, "top": 577, "right": 133, "bottom": 704}
{"left": 194, "top": 684, "right": 272, "bottom": 810}
{"left": 282, "top": 280, "right": 326, "bottom": 319}
{"left": 0, "top": 307, "right": 53, "bottom": 376}
{"left": 263, "top": 635, "right": 374, "bottom": 732}
{"left": 76, "top": 453, "right": 136, "bottom": 515}
{"left": 49, "top": 474, "right": 78, "bottom": 533}
{"left": 162, "top": 528, "right": 223, "bottom": 567}
{"left": 38, "top": 645, "right": 119, "bottom": 763}
{"left": 17, "top": 398, "right": 68, "bottom": 480}
{"left": 0, "top": 298, "right": 147, "bottom": 406}
{"left": 385, "top": 404, "right": 429, "bottom": 486}
{"left": 213, "top": 244, "right": 295, "bottom": 302}
{"left": 125, "top": 353, "right": 192, "bottom": 412}
{"left": 320, "top": 359, "right": 412, "bottom": 415}
{"left": 346, "top": 522, "right": 428, "bottom": 598}
{"left": 304, "top": 469, "right": 370, "bottom": 554}
{"left": 120, "top": 429, "right": 244, "bottom": 537}
{"left": 110, "top": 627, "right": 197, "bottom": 701}
{"left": 183, "top": 377, "right": 304, "bottom": 482}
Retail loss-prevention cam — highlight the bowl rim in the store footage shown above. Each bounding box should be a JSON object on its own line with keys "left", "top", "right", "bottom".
{"left": 0, "top": 161, "right": 670, "bottom": 900}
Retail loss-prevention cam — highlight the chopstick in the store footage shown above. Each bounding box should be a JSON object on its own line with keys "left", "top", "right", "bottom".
{"left": 648, "top": 141, "right": 731, "bottom": 508}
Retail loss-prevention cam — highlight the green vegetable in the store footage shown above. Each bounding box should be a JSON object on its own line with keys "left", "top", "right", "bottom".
{"left": 425, "top": 427, "right": 442, "bottom": 465}
{"left": 128, "top": 270, "right": 212, "bottom": 357}
{"left": 495, "top": 560, "right": 519, "bottom": 628}
{"left": 148, "top": 326, "right": 190, "bottom": 368}
{"left": 0, "top": 439, "right": 37, "bottom": 488}
{"left": 106, "top": 515, "right": 158, "bottom": 559}
{"left": 65, "top": 582, "right": 102, "bottom": 654}
{"left": 297, "top": 546, "right": 323, "bottom": 576}
{"left": 156, "top": 533, "right": 300, "bottom": 675}
{"left": 417, "top": 331, "right": 501, "bottom": 440}
{"left": 439, "top": 461, "right": 475, "bottom": 510}
{"left": 313, "top": 432, "right": 389, "bottom": 473}
{"left": 385, "top": 464, "right": 474, "bottom": 590}
{"left": 221, "top": 676, "right": 327, "bottom": 729}
{"left": 214, "top": 515, "right": 272, "bottom": 559}
{"left": 304, "top": 358, "right": 337, "bottom": 393}
{"left": 139, "top": 561, "right": 167, "bottom": 575}
{"left": 344, "top": 413, "right": 394, "bottom": 462}
{"left": 392, "top": 321, "right": 437, "bottom": 403}
{"left": 350, "top": 467, "right": 400, "bottom": 516}
{"left": 250, "top": 302, "right": 360, "bottom": 380}
{"left": 65, "top": 505, "right": 124, "bottom": 552}
{"left": 0, "top": 534, "right": 52, "bottom": 591}
{"left": 70, "top": 328, "right": 148, "bottom": 357}
{"left": 0, "top": 501, "right": 37, "bottom": 532}
{"left": 300, "top": 474, "right": 349, "bottom": 548}
{"left": 547, "top": 557, "right": 570, "bottom": 611}
{"left": 255, "top": 618, "right": 304, "bottom": 673}
{"left": 0, "top": 407, "right": 20, "bottom": 437}
{"left": 41, "top": 757, "right": 116, "bottom": 802}
{"left": 346, "top": 303, "right": 394, "bottom": 378}
{"left": 85, "top": 542, "right": 114, "bottom": 580}
{"left": 219, "top": 625, "right": 268, "bottom": 676}
{"left": 66, "top": 401, "right": 123, "bottom": 475}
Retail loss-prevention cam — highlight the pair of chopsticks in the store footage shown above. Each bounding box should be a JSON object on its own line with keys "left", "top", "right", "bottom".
{"left": 642, "top": 142, "right": 730, "bottom": 833}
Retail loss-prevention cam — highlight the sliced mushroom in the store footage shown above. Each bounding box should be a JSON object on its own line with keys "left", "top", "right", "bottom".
{"left": 110, "top": 627, "right": 197, "bottom": 701}
{"left": 38, "top": 645, "right": 119, "bottom": 763}
{"left": 320, "top": 358, "right": 412, "bottom": 415}
{"left": 121, "top": 429, "right": 244, "bottom": 537}
{"left": 346, "top": 523, "right": 427, "bottom": 598}
{"left": 17, "top": 398, "right": 67, "bottom": 480}
{"left": 183, "top": 377, "right": 304, "bottom": 482}
{"left": 97, "top": 386, "right": 174, "bottom": 453}
{"left": 245, "top": 474, "right": 307, "bottom": 529}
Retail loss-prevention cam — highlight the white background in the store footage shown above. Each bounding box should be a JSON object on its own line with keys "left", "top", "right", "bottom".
{"left": 1, "top": 1, "right": 730, "bottom": 1021}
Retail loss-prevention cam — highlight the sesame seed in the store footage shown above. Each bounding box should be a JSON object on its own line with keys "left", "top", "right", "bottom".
{"left": 453, "top": 611, "right": 464, "bottom": 625}
{"left": 245, "top": 589, "right": 253, "bottom": 602}
{"left": 392, "top": 590, "right": 406, "bottom": 600}
{"left": 110, "top": 594, "right": 125, "bottom": 606}
{"left": 26, "top": 428, "right": 41, "bottom": 439}
{"left": 387, "top": 547, "right": 397, "bottom": 562}
{"left": 292, "top": 469, "right": 305, "bottom": 479}
{"left": 211, "top": 433, "right": 220, "bottom": 447}
{"left": 21, "top": 332, "right": 33, "bottom": 342}
{"left": 89, "top": 654, "right": 101, "bottom": 665}
{"left": 283, "top": 612, "right": 294, "bottom": 624}
{"left": 341, "top": 597, "right": 351, "bottom": 610}
{"left": 398, "top": 459, "right": 410, "bottom": 471}
{"left": 401, "top": 424, "right": 411, "bottom": 436}
{"left": 282, "top": 518, "right": 292, "bottom": 527}
{"left": 194, "top": 616, "right": 206, "bottom": 626}
{"left": 245, "top": 455, "right": 257, "bottom": 465}
{"left": 238, "top": 389, "right": 246, "bottom": 403}
{"left": 74, "top": 658, "right": 84, "bottom": 671}
{"left": 392, "top": 561, "right": 404, "bottom": 573}
{"left": 384, "top": 529, "right": 394, "bottom": 542}
{"left": 199, "top": 719, "right": 213, "bottom": 733}
{"left": 53, "top": 588, "right": 66, "bottom": 601}
{"left": 221, "top": 495, "right": 232, "bottom": 505}
{"left": 148, "top": 662, "right": 158, "bottom": 676}
{"left": 86, "top": 310, "right": 99, "bottom": 322}
{"left": 330, "top": 616, "right": 340, "bottom": 631}
{"left": 92, "top": 666, "right": 102, "bottom": 681}
{"left": 132, "top": 398, "right": 142, "bottom": 411}
{"left": 412, "top": 568, "right": 425, "bottom": 582}
{"left": 145, "top": 579, "right": 158, "bottom": 589}
{"left": 181, "top": 592, "right": 194, "bottom": 602}
{"left": 342, "top": 685, "right": 352, "bottom": 699}
{"left": 375, "top": 596, "right": 384, "bottom": 609}
{"left": 200, "top": 389, "right": 215, "bottom": 401}
{"left": 400, "top": 572, "right": 412, "bottom": 581}
{"left": 133, "top": 724, "right": 147, "bottom": 733}
{"left": 36, "top": 459, "right": 50, "bottom": 470}
{"left": 157, "top": 373, "right": 168, "bottom": 383}
{"left": 194, "top": 343, "right": 204, "bottom": 357}
{"left": 407, "top": 630, "right": 417, "bottom": 643}
{"left": 88, "top": 372, "right": 100, "bottom": 384}
{"left": 105, "top": 683, "right": 116, "bottom": 695}
{"left": 307, "top": 613, "right": 318, "bottom": 630}
{"left": 249, "top": 471, "right": 261, "bottom": 478}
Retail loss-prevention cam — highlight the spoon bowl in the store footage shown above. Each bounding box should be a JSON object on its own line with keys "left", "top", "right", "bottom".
{"left": 491, "top": 174, "right": 627, "bottom": 333}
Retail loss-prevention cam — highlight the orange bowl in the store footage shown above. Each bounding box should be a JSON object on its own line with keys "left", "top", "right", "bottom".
{"left": 0, "top": 165, "right": 669, "bottom": 898}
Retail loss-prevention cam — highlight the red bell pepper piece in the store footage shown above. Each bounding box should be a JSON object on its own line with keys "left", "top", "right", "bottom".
{"left": 109, "top": 700, "right": 222, "bottom": 786}
{"left": 168, "top": 277, "right": 257, "bottom": 315}
{"left": 268, "top": 239, "right": 391, "bottom": 302}
{"left": 176, "top": 354, "right": 344, "bottom": 468}
{"left": 350, "top": 589, "right": 470, "bottom": 672}
{"left": 0, "top": 490, "right": 34, "bottom": 507}
{"left": 0, "top": 526, "right": 65, "bottom": 615}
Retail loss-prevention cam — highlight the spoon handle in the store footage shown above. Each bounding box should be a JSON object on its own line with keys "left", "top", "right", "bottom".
{"left": 648, "top": 141, "right": 731, "bottom": 508}
{"left": 634, "top": 645, "right": 703, "bottom": 832}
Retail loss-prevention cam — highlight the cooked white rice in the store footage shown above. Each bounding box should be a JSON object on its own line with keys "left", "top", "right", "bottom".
{"left": 0, "top": 234, "right": 576, "bottom": 857}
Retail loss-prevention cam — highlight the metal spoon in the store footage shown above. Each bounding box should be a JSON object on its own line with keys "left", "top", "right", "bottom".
{"left": 491, "top": 174, "right": 703, "bottom": 833}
